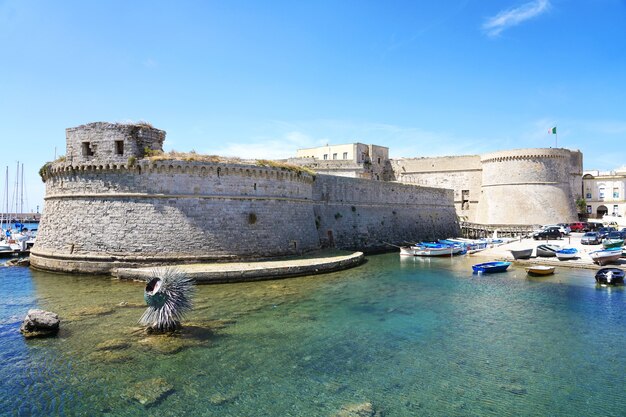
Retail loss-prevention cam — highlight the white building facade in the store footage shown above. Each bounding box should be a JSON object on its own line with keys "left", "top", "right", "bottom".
{"left": 582, "top": 168, "right": 626, "bottom": 218}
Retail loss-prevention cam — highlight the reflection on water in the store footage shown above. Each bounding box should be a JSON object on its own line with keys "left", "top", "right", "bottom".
{"left": 1, "top": 254, "right": 625, "bottom": 416}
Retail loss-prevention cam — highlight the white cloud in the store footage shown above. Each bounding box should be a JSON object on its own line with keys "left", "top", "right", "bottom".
{"left": 202, "top": 131, "right": 325, "bottom": 160}
{"left": 483, "top": 0, "right": 550, "bottom": 37}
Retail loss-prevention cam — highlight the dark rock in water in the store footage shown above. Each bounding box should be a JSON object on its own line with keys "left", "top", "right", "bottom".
{"left": 501, "top": 383, "right": 528, "bottom": 395}
{"left": 5, "top": 257, "right": 30, "bottom": 267}
{"left": 125, "top": 378, "right": 174, "bottom": 406}
{"left": 333, "top": 402, "right": 382, "bottom": 417}
{"left": 20, "top": 309, "right": 60, "bottom": 338}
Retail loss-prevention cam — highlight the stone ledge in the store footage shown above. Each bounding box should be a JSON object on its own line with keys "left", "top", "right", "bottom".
{"left": 112, "top": 251, "right": 365, "bottom": 284}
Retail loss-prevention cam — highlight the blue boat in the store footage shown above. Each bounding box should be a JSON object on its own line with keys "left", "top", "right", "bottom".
{"left": 556, "top": 247, "right": 578, "bottom": 260}
{"left": 472, "top": 261, "right": 511, "bottom": 273}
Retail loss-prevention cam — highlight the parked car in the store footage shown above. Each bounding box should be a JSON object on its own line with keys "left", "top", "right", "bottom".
{"left": 533, "top": 227, "right": 563, "bottom": 240}
{"left": 557, "top": 223, "right": 572, "bottom": 235}
{"left": 597, "top": 227, "right": 617, "bottom": 239}
{"left": 606, "top": 230, "right": 626, "bottom": 240}
{"left": 543, "top": 224, "right": 569, "bottom": 236}
{"left": 581, "top": 232, "right": 601, "bottom": 245}
{"left": 569, "top": 222, "right": 586, "bottom": 232}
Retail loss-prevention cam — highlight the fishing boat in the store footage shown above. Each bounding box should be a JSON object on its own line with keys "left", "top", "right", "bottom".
{"left": 525, "top": 265, "right": 555, "bottom": 276}
{"left": 602, "top": 238, "right": 624, "bottom": 249}
{"left": 589, "top": 248, "right": 622, "bottom": 266}
{"left": 556, "top": 247, "right": 578, "bottom": 260}
{"left": 472, "top": 261, "right": 511, "bottom": 273}
{"left": 594, "top": 268, "right": 625, "bottom": 285}
{"left": 536, "top": 244, "right": 561, "bottom": 258}
{"left": 399, "top": 246, "right": 416, "bottom": 256}
{"left": 509, "top": 248, "right": 533, "bottom": 259}
{"left": 413, "top": 244, "right": 464, "bottom": 257}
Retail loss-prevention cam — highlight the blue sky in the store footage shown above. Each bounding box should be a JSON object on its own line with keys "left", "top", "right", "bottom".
{"left": 1, "top": 0, "right": 626, "bottom": 210}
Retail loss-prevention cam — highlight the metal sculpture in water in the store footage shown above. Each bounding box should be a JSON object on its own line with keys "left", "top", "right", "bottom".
{"left": 139, "top": 267, "right": 195, "bottom": 332}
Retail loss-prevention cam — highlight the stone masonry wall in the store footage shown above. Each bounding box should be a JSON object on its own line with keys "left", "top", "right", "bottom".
{"left": 312, "top": 175, "right": 460, "bottom": 251}
{"left": 32, "top": 160, "right": 320, "bottom": 273}
{"left": 475, "top": 148, "right": 579, "bottom": 225}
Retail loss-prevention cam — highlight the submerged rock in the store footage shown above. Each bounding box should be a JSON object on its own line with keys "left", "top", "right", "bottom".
{"left": 125, "top": 377, "right": 174, "bottom": 407}
{"left": 88, "top": 350, "right": 133, "bottom": 363}
{"left": 95, "top": 338, "right": 132, "bottom": 351}
{"left": 20, "top": 309, "right": 60, "bottom": 338}
{"left": 209, "top": 392, "right": 239, "bottom": 406}
{"left": 333, "top": 402, "right": 382, "bottom": 417}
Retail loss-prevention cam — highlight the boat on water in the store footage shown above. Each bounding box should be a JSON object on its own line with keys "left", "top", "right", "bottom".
{"left": 399, "top": 241, "right": 464, "bottom": 257}
{"left": 589, "top": 248, "right": 622, "bottom": 266}
{"left": 556, "top": 247, "right": 578, "bottom": 260}
{"left": 536, "top": 244, "right": 561, "bottom": 258}
{"left": 602, "top": 238, "right": 624, "bottom": 249}
{"left": 509, "top": 248, "right": 533, "bottom": 259}
{"left": 594, "top": 268, "right": 625, "bottom": 285}
{"left": 472, "top": 261, "right": 511, "bottom": 273}
{"left": 399, "top": 246, "right": 416, "bottom": 256}
{"left": 414, "top": 243, "right": 464, "bottom": 256}
{"left": 525, "top": 265, "right": 555, "bottom": 276}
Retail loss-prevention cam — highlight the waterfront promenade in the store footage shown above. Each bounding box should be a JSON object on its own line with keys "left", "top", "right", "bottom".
{"left": 473, "top": 232, "right": 625, "bottom": 270}
{"left": 113, "top": 249, "right": 364, "bottom": 283}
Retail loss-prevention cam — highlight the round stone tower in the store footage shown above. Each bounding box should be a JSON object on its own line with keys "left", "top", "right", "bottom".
{"left": 475, "top": 148, "right": 580, "bottom": 225}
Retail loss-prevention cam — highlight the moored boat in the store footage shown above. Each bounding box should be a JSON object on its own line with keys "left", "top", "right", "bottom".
{"left": 525, "top": 265, "right": 555, "bottom": 276}
{"left": 509, "top": 248, "right": 533, "bottom": 259}
{"left": 589, "top": 248, "right": 622, "bottom": 266}
{"left": 472, "top": 261, "right": 511, "bottom": 273}
{"left": 602, "top": 239, "right": 624, "bottom": 249}
{"left": 594, "top": 268, "right": 625, "bottom": 285}
{"left": 414, "top": 244, "right": 464, "bottom": 256}
{"left": 536, "top": 244, "right": 561, "bottom": 258}
{"left": 556, "top": 247, "right": 578, "bottom": 260}
{"left": 399, "top": 246, "right": 416, "bottom": 256}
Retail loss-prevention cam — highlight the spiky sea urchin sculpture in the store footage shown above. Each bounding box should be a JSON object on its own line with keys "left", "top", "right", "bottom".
{"left": 139, "top": 267, "right": 195, "bottom": 332}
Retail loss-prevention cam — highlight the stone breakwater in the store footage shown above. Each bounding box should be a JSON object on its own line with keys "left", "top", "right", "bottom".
{"left": 31, "top": 122, "right": 460, "bottom": 274}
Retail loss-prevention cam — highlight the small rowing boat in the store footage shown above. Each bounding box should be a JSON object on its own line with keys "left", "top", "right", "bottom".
{"left": 525, "top": 265, "right": 555, "bottom": 276}
{"left": 556, "top": 247, "right": 578, "bottom": 260}
{"left": 472, "top": 261, "right": 511, "bottom": 274}
{"left": 595, "top": 268, "right": 625, "bottom": 285}
{"left": 509, "top": 248, "right": 533, "bottom": 260}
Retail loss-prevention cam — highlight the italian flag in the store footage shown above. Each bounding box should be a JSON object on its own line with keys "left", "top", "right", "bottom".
{"left": 548, "top": 127, "right": 557, "bottom": 134}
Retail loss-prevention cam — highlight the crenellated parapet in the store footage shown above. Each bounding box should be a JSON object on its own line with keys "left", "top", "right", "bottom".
{"left": 32, "top": 122, "right": 459, "bottom": 274}
{"left": 475, "top": 148, "right": 580, "bottom": 225}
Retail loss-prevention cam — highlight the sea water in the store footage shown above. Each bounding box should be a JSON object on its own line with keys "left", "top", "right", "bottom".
{"left": 1, "top": 254, "right": 625, "bottom": 416}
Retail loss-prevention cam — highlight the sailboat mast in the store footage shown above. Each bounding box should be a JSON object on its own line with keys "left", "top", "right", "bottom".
{"left": 20, "top": 162, "right": 24, "bottom": 220}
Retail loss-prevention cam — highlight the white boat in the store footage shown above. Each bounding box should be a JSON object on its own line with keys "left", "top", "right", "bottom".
{"left": 413, "top": 245, "right": 463, "bottom": 256}
{"left": 589, "top": 249, "right": 622, "bottom": 266}
{"left": 526, "top": 265, "right": 555, "bottom": 276}
{"left": 556, "top": 247, "right": 578, "bottom": 260}
{"left": 399, "top": 246, "right": 416, "bottom": 256}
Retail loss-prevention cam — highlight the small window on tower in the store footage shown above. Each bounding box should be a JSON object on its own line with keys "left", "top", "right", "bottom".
{"left": 115, "top": 140, "right": 124, "bottom": 155}
{"left": 82, "top": 142, "right": 94, "bottom": 157}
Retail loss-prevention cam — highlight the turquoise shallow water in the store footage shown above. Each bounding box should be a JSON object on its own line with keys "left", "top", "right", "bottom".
{"left": 1, "top": 254, "right": 625, "bottom": 416}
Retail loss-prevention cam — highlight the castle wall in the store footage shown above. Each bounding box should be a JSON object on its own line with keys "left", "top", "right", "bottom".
{"left": 475, "top": 148, "right": 579, "bottom": 225}
{"left": 389, "top": 156, "right": 482, "bottom": 221}
{"left": 31, "top": 161, "right": 321, "bottom": 273}
{"left": 312, "top": 175, "right": 460, "bottom": 251}
{"left": 33, "top": 127, "right": 460, "bottom": 274}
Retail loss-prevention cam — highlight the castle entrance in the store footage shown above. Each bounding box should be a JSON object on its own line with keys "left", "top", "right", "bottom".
{"left": 597, "top": 205, "right": 608, "bottom": 218}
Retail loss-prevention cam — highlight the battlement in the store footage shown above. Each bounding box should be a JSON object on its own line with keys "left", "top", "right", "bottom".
{"left": 65, "top": 122, "right": 165, "bottom": 164}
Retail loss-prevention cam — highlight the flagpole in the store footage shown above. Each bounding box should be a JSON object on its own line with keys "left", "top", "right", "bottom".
{"left": 555, "top": 126, "right": 557, "bottom": 148}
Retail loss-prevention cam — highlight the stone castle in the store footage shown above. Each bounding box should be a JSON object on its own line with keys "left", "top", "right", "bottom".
{"left": 31, "top": 122, "right": 460, "bottom": 273}
{"left": 290, "top": 144, "right": 583, "bottom": 226}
